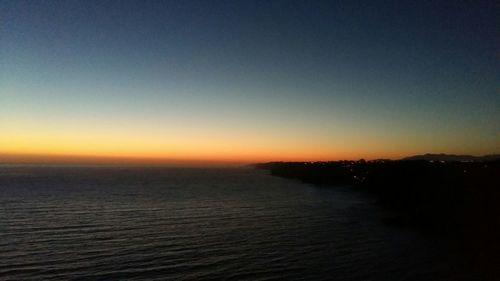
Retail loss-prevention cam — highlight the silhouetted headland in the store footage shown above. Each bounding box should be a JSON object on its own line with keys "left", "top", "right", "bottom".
{"left": 401, "top": 153, "right": 500, "bottom": 162}
{"left": 255, "top": 155, "right": 500, "bottom": 270}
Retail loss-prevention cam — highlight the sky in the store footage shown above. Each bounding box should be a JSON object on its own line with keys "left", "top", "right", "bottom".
{"left": 1, "top": 0, "right": 498, "bottom": 164}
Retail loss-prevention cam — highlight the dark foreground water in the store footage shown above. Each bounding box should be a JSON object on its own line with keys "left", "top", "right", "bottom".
{"left": 0, "top": 167, "right": 479, "bottom": 280}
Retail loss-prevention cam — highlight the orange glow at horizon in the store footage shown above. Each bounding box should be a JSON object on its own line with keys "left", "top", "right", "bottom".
{"left": 1, "top": 129, "right": 415, "bottom": 164}
{"left": 0, "top": 134, "right": 467, "bottom": 165}
{"left": 2, "top": 108, "right": 498, "bottom": 165}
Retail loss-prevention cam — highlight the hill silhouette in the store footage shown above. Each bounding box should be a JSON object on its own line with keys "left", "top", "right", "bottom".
{"left": 255, "top": 157, "right": 500, "bottom": 277}
{"left": 401, "top": 153, "right": 500, "bottom": 162}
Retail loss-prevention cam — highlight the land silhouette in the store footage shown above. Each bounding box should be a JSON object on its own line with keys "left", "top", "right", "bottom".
{"left": 256, "top": 154, "right": 500, "bottom": 278}
{"left": 401, "top": 153, "right": 500, "bottom": 162}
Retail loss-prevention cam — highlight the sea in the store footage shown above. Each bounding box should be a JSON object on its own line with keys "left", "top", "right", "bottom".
{"left": 0, "top": 166, "right": 480, "bottom": 280}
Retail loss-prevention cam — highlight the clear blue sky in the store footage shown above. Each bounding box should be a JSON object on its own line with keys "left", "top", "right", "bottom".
{"left": 1, "top": 0, "right": 498, "bottom": 162}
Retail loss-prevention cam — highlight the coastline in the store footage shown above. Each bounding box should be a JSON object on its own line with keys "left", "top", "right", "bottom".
{"left": 255, "top": 159, "right": 500, "bottom": 278}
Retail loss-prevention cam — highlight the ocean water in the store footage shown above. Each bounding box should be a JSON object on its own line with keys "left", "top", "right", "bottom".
{"left": 0, "top": 167, "right": 476, "bottom": 280}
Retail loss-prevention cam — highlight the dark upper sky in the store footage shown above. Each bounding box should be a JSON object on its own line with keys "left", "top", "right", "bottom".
{"left": 1, "top": 0, "right": 498, "bottom": 161}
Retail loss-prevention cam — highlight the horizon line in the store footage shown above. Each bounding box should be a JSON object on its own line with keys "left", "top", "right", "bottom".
{"left": 1, "top": 151, "right": 499, "bottom": 167}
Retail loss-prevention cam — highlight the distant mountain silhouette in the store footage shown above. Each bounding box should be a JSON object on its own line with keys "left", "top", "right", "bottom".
{"left": 401, "top": 153, "right": 500, "bottom": 162}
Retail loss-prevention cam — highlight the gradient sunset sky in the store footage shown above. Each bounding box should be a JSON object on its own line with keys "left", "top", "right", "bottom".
{"left": 1, "top": 0, "right": 498, "bottom": 164}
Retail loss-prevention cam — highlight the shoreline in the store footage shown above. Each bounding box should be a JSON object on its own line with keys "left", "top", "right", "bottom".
{"left": 255, "top": 159, "right": 500, "bottom": 278}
